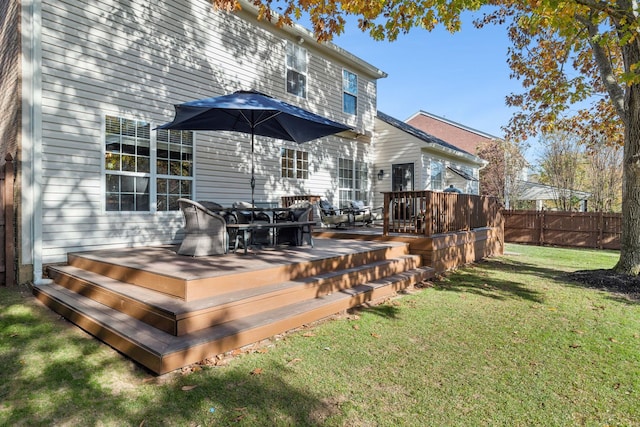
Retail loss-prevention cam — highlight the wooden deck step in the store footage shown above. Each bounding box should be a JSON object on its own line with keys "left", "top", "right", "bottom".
{"left": 46, "top": 254, "right": 424, "bottom": 336}
{"left": 33, "top": 265, "right": 434, "bottom": 375}
{"left": 65, "top": 242, "right": 410, "bottom": 301}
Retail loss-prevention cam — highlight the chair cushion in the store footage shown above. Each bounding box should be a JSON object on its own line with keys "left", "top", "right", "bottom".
{"left": 233, "top": 201, "right": 255, "bottom": 209}
{"left": 198, "top": 201, "right": 224, "bottom": 211}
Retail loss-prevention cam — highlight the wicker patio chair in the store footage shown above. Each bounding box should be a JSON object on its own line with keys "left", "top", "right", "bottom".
{"left": 177, "top": 198, "right": 228, "bottom": 256}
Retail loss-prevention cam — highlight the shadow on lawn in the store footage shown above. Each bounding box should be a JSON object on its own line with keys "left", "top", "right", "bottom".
{"left": 431, "top": 257, "right": 570, "bottom": 304}
{"left": 0, "top": 287, "right": 337, "bottom": 426}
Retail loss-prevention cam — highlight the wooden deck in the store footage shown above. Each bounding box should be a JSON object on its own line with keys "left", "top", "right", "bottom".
{"left": 33, "top": 236, "right": 435, "bottom": 374}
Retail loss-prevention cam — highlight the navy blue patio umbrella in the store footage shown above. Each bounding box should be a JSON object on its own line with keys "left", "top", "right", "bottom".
{"left": 157, "top": 90, "right": 351, "bottom": 209}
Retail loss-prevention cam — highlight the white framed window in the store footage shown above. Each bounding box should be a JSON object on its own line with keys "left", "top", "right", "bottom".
{"left": 338, "top": 158, "right": 368, "bottom": 207}
{"left": 430, "top": 159, "right": 444, "bottom": 191}
{"left": 342, "top": 69, "right": 358, "bottom": 115}
{"left": 281, "top": 148, "right": 309, "bottom": 179}
{"left": 286, "top": 41, "right": 307, "bottom": 98}
{"left": 156, "top": 129, "right": 194, "bottom": 211}
{"left": 104, "top": 115, "right": 193, "bottom": 212}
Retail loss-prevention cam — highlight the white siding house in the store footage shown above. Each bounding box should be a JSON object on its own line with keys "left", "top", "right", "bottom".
{"left": 17, "top": 0, "right": 386, "bottom": 282}
{"left": 371, "top": 112, "right": 486, "bottom": 210}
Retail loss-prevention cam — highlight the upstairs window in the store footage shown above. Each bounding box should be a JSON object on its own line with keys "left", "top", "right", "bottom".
{"left": 286, "top": 41, "right": 307, "bottom": 98}
{"left": 342, "top": 70, "right": 358, "bottom": 115}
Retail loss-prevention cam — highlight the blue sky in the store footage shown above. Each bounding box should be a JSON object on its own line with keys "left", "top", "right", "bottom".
{"left": 326, "top": 12, "right": 537, "bottom": 160}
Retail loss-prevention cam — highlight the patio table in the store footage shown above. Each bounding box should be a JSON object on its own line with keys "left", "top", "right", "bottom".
{"left": 226, "top": 221, "right": 316, "bottom": 254}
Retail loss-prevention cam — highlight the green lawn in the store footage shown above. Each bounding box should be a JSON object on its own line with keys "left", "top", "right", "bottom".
{"left": 1, "top": 243, "right": 638, "bottom": 426}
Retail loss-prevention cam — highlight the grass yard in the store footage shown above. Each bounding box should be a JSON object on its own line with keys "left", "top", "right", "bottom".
{"left": 1, "top": 243, "right": 638, "bottom": 426}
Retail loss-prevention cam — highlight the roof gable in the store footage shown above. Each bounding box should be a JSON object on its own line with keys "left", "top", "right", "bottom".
{"left": 377, "top": 111, "right": 474, "bottom": 156}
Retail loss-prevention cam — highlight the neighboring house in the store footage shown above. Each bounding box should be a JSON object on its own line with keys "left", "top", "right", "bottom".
{"left": 405, "top": 110, "right": 496, "bottom": 155}
{"left": 406, "top": 110, "right": 530, "bottom": 206}
{"left": 0, "top": 0, "right": 388, "bottom": 284}
{"left": 372, "top": 112, "right": 487, "bottom": 210}
{"left": 516, "top": 181, "right": 591, "bottom": 211}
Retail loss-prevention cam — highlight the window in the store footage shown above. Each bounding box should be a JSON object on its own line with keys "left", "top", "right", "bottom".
{"left": 281, "top": 148, "right": 308, "bottom": 179}
{"left": 338, "top": 158, "right": 368, "bottom": 206}
{"left": 430, "top": 160, "right": 444, "bottom": 191}
{"left": 343, "top": 70, "right": 358, "bottom": 115}
{"left": 286, "top": 41, "right": 307, "bottom": 98}
{"left": 156, "top": 129, "right": 194, "bottom": 211}
{"left": 104, "top": 115, "right": 193, "bottom": 212}
{"left": 105, "top": 116, "right": 151, "bottom": 211}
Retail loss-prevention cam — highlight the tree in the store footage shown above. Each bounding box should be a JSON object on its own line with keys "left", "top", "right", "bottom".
{"left": 476, "top": 138, "right": 528, "bottom": 208}
{"left": 537, "top": 131, "right": 587, "bottom": 211}
{"left": 211, "top": 0, "right": 640, "bottom": 276}
{"left": 585, "top": 138, "right": 623, "bottom": 212}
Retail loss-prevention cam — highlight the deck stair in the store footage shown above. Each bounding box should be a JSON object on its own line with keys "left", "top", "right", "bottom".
{"left": 33, "top": 239, "right": 434, "bottom": 374}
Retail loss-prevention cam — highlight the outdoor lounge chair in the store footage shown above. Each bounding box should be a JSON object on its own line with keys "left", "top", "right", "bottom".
{"left": 177, "top": 198, "right": 228, "bottom": 256}
{"left": 349, "top": 200, "right": 375, "bottom": 226}
{"left": 318, "top": 199, "right": 350, "bottom": 228}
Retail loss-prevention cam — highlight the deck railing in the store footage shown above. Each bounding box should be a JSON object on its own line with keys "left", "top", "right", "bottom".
{"left": 382, "top": 191, "right": 502, "bottom": 236}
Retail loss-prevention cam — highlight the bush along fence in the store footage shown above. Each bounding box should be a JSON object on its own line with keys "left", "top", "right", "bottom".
{"left": 502, "top": 210, "right": 621, "bottom": 250}
{"left": 381, "top": 191, "right": 503, "bottom": 236}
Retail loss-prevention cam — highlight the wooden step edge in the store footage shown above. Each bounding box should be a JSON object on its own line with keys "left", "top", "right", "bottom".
{"left": 175, "top": 256, "right": 425, "bottom": 335}
{"left": 66, "top": 243, "right": 410, "bottom": 301}
{"left": 32, "top": 283, "right": 172, "bottom": 374}
{"left": 159, "top": 266, "right": 435, "bottom": 373}
{"left": 50, "top": 255, "right": 423, "bottom": 337}
{"left": 32, "top": 266, "right": 433, "bottom": 375}
{"left": 46, "top": 266, "right": 181, "bottom": 336}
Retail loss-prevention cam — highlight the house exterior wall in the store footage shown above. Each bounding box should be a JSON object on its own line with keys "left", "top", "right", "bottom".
{"left": 372, "top": 118, "right": 482, "bottom": 210}
{"left": 406, "top": 112, "right": 492, "bottom": 154}
{"left": 29, "top": 0, "right": 380, "bottom": 265}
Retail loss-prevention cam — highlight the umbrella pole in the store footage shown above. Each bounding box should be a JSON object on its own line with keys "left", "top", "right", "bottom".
{"left": 251, "top": 131, "right": 255, "bottom": 222}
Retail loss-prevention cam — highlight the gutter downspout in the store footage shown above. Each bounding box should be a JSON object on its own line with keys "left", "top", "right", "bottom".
{"left": 22, "top": 0, "right": 50, "bottom": 285}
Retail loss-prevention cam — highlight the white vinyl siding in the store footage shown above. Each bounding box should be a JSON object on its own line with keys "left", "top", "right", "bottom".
{"left": 36, "top": 0, "right": 379, "bottom": 263}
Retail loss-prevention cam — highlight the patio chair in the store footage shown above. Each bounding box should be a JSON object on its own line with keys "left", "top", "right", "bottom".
{"left": 349, "top": 200, "right": 375, "bottom": 226}
{"left": 276, "top": 201, "right": 313, "bottom": 246}
{"left": 199, "top": 200, "right": 237, "bottom": 250}
{"left": 233, "top": 202, "right": 271, "bottom": 248}
{"left": 318, "top": 199, "right": 350, "bottom": 228}
{"left": 177, "top": 198, "right": 228, "bottom": 256}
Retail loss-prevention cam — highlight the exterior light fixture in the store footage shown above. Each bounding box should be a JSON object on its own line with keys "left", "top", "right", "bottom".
{"left": 377, "top": 169, "right": 384, "bottom": 180}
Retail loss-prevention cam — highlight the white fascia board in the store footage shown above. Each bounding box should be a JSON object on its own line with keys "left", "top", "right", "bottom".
{"left": 422, "top": 142, "right": 487, "bottom": 167}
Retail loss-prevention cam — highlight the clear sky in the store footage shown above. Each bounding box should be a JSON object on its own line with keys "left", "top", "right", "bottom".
{"left": 325, "top": 12, "right": 537, "bottom": 160}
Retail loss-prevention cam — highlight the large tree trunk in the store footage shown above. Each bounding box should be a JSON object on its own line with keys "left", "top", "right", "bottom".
{"left": 615, "top": 71, "right": 640, "bottom": 275}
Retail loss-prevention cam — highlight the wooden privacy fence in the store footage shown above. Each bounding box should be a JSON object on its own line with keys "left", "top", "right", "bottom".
{"left": 1, "top": 154, "right": 15, "bottom": 286}
{"left": 502, "top": 210, "right": 621, "bottom": 250}
{"left": 382, "top": 191, "right": 502, "bottom": 236}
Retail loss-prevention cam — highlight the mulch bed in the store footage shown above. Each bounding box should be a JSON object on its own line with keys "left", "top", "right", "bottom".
{"left": 565, "top": 269, "right": 640, "bottom": 301}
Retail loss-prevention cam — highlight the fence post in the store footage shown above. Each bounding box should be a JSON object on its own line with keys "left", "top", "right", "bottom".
{"left": 538, "top": 210, "right": 545, "bottom": 246}
{"left": 4, "top": 154, "right": 15, "bottom": 287}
